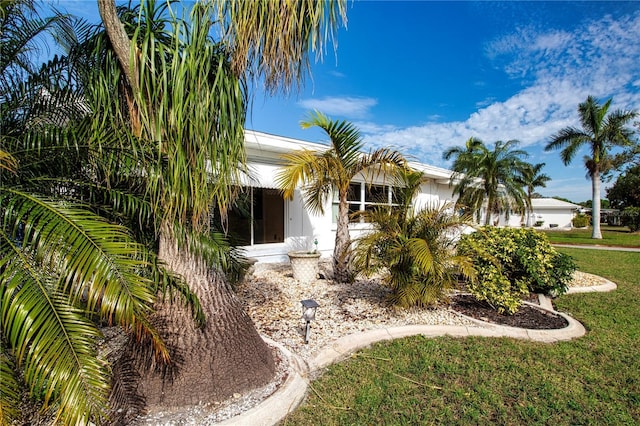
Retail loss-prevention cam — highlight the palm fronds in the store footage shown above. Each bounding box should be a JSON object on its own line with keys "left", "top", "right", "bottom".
{"left": 278, "top": 110, "right": 407, "bottom": 282}
{"left": 545, "top": 95, "right": 638, "bottom": 238}
{"left": 214, "top": 0, "right": 348, "bottom": 94}
{"left": 354, "top": 168, "right": 476, "bottom": 308}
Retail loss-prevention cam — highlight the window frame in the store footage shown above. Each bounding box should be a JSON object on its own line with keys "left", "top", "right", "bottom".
{"left": 332, "top": 181, "right": 401, "bottom": 224}
{"left": 223, "top": 186, "right": 286, "bottom": 246}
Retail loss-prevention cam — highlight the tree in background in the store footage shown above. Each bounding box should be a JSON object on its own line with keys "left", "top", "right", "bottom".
{"left": 516, "top": 162, "right": 550, "bottom": 226}
{"left": 577, "top": 199, "right": 610, "bottom": 212}
{"left": 444, "top": 138, "right": 529, "bottom": 226}
{"left": 545, "top": 96, "right": 637, "bottom": 239}
{"left": 553, "top": 196, "right": 575, "bottom": 204}
{"left": 607, "top": 164, "right": 640, "bottom": 209}
{"left": 277, "top": 111, "right": 406, "bottom": 283}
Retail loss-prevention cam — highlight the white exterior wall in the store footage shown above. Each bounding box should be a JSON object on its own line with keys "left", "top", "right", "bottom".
{"left": 499, "top": 200, "right": 578, "bottom": 229}
{"left": 239, "top": 131, "right": 585, "bottom": 262}
{"left": 530, "top": 208, "right": 575, "bottom": 229}
{"left": 239, "top": 131, "right": 460, "bottom": 262}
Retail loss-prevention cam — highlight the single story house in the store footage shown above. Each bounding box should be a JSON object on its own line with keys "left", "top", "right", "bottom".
{"left": 234, "top": 130, "right": 578, "bottom": 263}
{"left": 235, "top": 130, "right": 458, "bottom": 263}
{"left": 504, "top": 198, "right": 580, "bottom": 229}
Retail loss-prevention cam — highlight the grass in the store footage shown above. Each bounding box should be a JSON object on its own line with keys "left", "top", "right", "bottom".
{"left": 541, "top": 225, "right": 640, "bottom": 247}
{"left": 282, "top": 248, "right": 640, "bottom": 425}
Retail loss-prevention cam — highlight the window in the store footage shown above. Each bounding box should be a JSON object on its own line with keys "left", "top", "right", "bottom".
{"left": 221, "top": 188, "right": 285, "bottom": 245}
{"left": 332, "top": 182, "right": 399, "bottom": 223}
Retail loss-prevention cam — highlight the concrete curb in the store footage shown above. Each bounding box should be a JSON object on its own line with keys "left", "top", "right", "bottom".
{"left": 220, "top": 274, "right": 617, "bottom": 425}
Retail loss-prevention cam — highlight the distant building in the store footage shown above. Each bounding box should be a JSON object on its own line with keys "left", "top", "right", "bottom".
{"left": 505, "top": 198, "right": 580, "bottom": 229}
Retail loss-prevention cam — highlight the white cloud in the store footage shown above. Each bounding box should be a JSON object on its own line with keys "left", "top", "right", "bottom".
{"left": 328, "top": 71, "right": 346, "bottom": 78}
{"left": 297, "top": 96, "right": 377, "bottom": 119}
{"left": 361, "top": 11, "right": 640, "bottom": 175}
{"left": 352, "top": 121, "right": 398, "bottom": 134}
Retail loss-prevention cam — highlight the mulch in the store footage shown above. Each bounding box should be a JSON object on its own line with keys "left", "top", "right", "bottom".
{"left": 450, "top": 294, "right": 569, "bottom": 330}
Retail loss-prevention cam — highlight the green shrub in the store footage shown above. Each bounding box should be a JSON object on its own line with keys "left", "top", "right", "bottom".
{"left": 548, "top": 252, "right": 576, "bottom": 296}
{"left": 457, "top": 227, "right": 576, "bottom": 314}
{"left": 621, "top": 207, "right": 640, "bottom": 232}
{"left": 572, "top": 213, "right": 589, "bottom": 228}
{"left": 354, "top": 202, "right": 475, "bottom": 308}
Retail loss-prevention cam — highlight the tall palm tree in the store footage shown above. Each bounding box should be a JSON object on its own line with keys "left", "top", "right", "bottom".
{"left": 546, "top": 96, "right": 637, "bottom": 239}
{"left": 517, "top": 162, "right": 551, "bottom": 227}
{"left": 92, "top": 0, "right": 349, "bottom": 415}
{"left": 353, "top": 168, "right": 475, "bottom": 307}
{"left": 444, "top": 138, "right": 529, "bottom": 226}
{"left": 277, "top": 111, "right": 406, "bottom": 283}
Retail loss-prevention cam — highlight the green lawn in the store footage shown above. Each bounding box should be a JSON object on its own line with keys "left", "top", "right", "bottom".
{"left": 541, "top": 226, "right": 640, "bottom": 247}
{"left": 282, "top": 248, "right": 640, "bottom": 425}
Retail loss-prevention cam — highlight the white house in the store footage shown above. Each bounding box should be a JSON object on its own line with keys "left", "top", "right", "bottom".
{"left": 505, "top": 198, "right": 580, "bottom": 229}
{"left": 233, "top": 131, "right": 578, "bottom": 263}
{"left": 235, "top": 131, "right": 459, "bottom": 262}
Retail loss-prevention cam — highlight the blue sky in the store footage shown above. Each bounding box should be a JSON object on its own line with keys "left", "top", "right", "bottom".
{"left": 53, "top": 1, "right": 640, "bottom": 203}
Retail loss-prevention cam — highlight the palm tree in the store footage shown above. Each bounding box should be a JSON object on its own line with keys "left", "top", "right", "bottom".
{"left": 545, "top": 96, "right": 637, "bottom": 239}
{"left": 444, "top": 138, "right": 529, "bottom": 226}
{"left": 353, "top": 168, "right": 475, "bottom": 307}
{"left": 517, "top": 162, "right": 551, "bottom": 227}
{"left": 2, "top": 0, "right": 349, "bottom": 421}
{"left": 91, "top": 0, "right": 349, "bottom": 415}
{"left": 277, "top": 111, "right": 406, "bottom": 283}
{"left": 0, "top": 4, "right": 175, "bottom": 423}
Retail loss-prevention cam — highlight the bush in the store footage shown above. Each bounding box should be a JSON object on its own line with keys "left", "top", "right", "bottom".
{"left": 621, "top": 207, "right": 640, "bottom": 232}
{"left": 353, "top": 197, "right": 475, "bottom": 308}
{"left": 457, "top": 227, "right": 576, "bottom": 314}
{"left": 572, "top": 214, "right": 589, "bottom": 228}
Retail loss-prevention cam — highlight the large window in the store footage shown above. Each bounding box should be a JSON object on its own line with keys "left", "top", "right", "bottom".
{"left": 332, "top": 182, "right": 400, "bottom": 223}
{"left": 224, "top": 188, "right": 284, "bottom": 245}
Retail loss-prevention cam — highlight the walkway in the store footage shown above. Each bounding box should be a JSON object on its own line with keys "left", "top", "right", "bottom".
{"left": 219, "top": 276, "right": 618, "bottom": 425}
{"left": 552, "top": 243, "right": 640, "bottom": 252}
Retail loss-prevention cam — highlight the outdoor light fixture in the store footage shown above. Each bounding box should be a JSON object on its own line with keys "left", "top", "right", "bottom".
{"left": 300, "top": 299, "right": 319, "bottom": 344}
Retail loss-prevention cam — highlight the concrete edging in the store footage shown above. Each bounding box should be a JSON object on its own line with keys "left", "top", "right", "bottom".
{"left": 217, "top": 338, "right": 309, "bottom": 426}
{"left": 221, "top": 274, "right": 617, "bottom": 425}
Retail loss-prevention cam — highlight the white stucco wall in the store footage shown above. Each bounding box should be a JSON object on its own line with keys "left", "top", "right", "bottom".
{"left": 239, "top": 131, "right": 460, "bottom": 262}
{"left": 531, "top": 209, "right": 575, "bottom": 229}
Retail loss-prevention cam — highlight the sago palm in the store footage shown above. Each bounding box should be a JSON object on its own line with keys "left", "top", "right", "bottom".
{"left": 0, "top": 3, "right": 205, "bottom": 423}
{"left": 353, "top": 168, "right": 476, "bottom": 307}
{"left": 0, "top": 34, "right": 166, "bottom": 426}
{"left": 277, "top": 110, "right": 406, "bottom": 283}
{"left": 444, "top": 138, "right": 529, "bottom": 226}
{"left": 545, "top": 95, "right": 637, "bottom": 239}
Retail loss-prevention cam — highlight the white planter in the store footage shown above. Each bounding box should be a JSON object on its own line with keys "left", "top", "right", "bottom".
{"left": 287, "top": 251, "right": 321, "bottom": 283}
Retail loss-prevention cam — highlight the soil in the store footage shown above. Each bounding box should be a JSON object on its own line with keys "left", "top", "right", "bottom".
{"left": 450, "top": 294, "right": 569, "bottom": 329}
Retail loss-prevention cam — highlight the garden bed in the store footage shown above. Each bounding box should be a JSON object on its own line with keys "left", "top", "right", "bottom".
{"left": 450, "top": 294, "right": 568, "bottom": 329}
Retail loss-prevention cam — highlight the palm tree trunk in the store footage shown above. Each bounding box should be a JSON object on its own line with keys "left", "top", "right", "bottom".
{"left": 484, "top": 195, "right": 493, "bottom": 226}
{"left": 122, "top": 227, "right": 275, "bottom": 415}
{"left": 591, "top": 170, "right": 603, "bottom": 239}
{"left": 333, "top": 192, "right": 352, "bottom": 282}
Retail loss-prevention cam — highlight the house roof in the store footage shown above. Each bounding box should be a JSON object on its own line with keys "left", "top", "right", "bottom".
{"left": 531, "top": 198, "right": 580, "bottom": 209}
{"left": 244, "top": 130, "right": 455, "bottom": 183}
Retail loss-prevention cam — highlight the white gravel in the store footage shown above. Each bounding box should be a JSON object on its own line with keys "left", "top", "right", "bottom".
{"left": 136, "top": 263, "right": 606, "bottom": 424}
{"left": 236, "top": 261, "right": 473, "bottom": 363}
